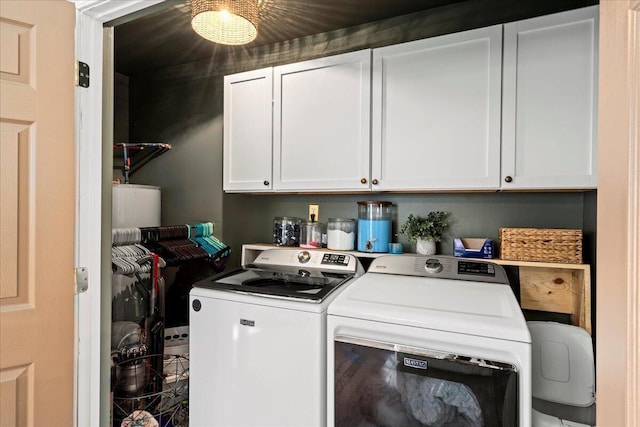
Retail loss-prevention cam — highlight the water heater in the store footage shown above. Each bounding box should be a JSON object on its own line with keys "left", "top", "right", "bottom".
{"left": 112, "top": 184, "right": 161, "bottom": 228}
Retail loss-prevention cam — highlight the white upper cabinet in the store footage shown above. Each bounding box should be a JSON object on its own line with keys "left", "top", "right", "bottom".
{"left": 371, "top": 25, "right": 503, "bottom": 190}
{"left": 501, "top": 6, "right": 598, "bottom": 189}
{"left": 223, "top": 68, "right": 273, "bottom": 192}
{"left": 273, "top": 50, "right": 371, "bottom": 191}
{"left": 222, "top": 7, "right": 599, "bottom": 193}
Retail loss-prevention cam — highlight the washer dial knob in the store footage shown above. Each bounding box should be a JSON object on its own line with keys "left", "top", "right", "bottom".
{"left": 424, "top": 258, "right": 443, "bottom": 274}
{"left": 298, "top": 251, "right": 311, "bottom": 264}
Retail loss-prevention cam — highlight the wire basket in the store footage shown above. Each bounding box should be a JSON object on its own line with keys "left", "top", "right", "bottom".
{"left": 112, "top": 354, "right": 189, "bottom": 427}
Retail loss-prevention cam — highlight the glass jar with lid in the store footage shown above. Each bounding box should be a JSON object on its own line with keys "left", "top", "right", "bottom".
{"left": 300, "top": 221, "right": 323, "bottom": 248}
{"left": 357, "top": 201, "right": 393, "bottom": 252}
{"left": 327, "top": 218, "right": 356, "bottom": 250}
{"left": 273, "top": 216, "right": 301, "bottom": 246}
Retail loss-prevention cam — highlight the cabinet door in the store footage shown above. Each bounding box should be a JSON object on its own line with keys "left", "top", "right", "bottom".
{"left": 372, "top": 26, "right": 503, "bottom": 190}
{"left": 273, "top": 50, "right": 371, "bottom": 191}
{"left": 223, "top": 68, "right": 273, "bottom": 192}
{"left": 502, "top": 6, "right": 598, "bottom": 189}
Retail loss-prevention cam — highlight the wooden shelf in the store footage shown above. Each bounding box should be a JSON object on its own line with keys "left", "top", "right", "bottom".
{"left": 471, "top": 258, "right": 591, "bottom": 334}
{"left": 241, "top": 244, "right": 592, "bottom": 334}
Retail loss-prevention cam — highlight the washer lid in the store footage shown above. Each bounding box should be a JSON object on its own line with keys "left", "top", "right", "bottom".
{"left": 328, "top": 272, "right": 530, "bottom": 343}
{"left": 193, "top": 267, "right": 354, "bottom": 303}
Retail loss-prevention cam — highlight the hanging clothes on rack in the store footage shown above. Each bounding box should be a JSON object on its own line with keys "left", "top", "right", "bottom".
{"left": 140, "top": 225, "right": 208, "bottom": 266}
{"left": 112, "top": 228, "right": 153, "bottom": 275}
{"left": 140, "top": 223, "right": 230, "bottom": 272}
{"left": 111, "top": 228, "right": 166, "bottom": 328}
{"left": 135, "top": 223, "right": 230, "bottom": 329}
{"left": 188, "top": 222, "right": 231, "bottom": 273}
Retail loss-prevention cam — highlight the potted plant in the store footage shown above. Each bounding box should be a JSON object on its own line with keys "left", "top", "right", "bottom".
{"left": 399, "top": 211, "right": 450, "bottom": 255}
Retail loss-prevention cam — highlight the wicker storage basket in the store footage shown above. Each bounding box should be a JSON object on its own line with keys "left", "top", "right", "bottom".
{"left": 499, "top": 227, "right": 583, "bottom": 264}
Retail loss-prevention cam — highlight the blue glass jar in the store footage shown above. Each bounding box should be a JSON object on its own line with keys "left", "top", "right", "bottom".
{"left": 357, "top": 201, "right": 392, "bottom": 252}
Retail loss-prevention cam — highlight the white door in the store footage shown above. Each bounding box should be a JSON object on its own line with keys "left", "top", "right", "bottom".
{"left": 223, "top": 67, "right": 273, "bottom": 192}
{"left": 0, "top": 1, "right": 76, "bottom": 425}
{"left": 371, "top": 26, "right": 503, "bottom": 191}
{"left": 273, "top": 50, "right": 371, "bottom": 191}
{"left": 501, "top": 6, "right": 598, "bottom": 189}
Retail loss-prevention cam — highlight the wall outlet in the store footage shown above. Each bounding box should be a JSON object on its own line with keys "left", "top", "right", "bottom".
{"left": 308, "top": 204, "right": 319, "bottom": 222}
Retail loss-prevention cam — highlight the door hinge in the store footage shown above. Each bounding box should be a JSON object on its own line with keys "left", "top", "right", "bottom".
{"left": 76, "top": 61, "right": 90, "bottom": 88}
{"left": 75, "top": 267, "right": 88, "bottom": 294}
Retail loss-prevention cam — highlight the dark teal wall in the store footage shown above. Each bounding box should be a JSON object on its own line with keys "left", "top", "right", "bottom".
{"left": 128, "top": 69, "right": 225, "bottom": 228}
{"left": 126, "top": 0, "right": 598, "bottom": 269}
{"left": 224, "top": 192, "right": 593, "bottom": 267}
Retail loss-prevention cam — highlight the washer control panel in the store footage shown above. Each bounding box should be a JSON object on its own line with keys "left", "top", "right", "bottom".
{"left": 253, "top": 248, "right": 363, "bottom": 275}
{"left": 321, "top": 253, "right": 350, "bottom": 266}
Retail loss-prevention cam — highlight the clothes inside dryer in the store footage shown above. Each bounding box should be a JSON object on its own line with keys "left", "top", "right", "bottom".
{"left": 334, "top": 339, "right": 518, "bottom": 427}
{"left": 327, "top": 255, "right": 531, "bottom": 427}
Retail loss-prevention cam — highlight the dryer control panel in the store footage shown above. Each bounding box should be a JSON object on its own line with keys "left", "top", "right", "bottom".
{"left": 457, "top": 260, "right": 496, "bottom": 276}
{"left": 368, "top": 255, "right": 509, "bottom": 285}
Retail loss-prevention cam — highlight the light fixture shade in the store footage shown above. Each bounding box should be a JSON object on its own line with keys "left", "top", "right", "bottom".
{"left": 191, "top": 0, "right": 259, "bottom": 45}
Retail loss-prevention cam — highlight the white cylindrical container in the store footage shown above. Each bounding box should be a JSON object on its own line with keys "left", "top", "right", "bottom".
{"left": 327, "top": 218, "right": 356, "bottom": 251}
{"left": 112, "top": 184, "right": 161, "bottom": 228}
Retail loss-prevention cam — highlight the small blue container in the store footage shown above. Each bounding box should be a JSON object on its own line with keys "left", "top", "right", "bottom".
{"left": 389, "top": 242, "right": 403, "bottom": 254}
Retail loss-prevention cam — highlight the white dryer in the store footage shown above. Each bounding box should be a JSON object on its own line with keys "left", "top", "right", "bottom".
{"left": 327, "top": 255, "right": 532, "bottom": 427}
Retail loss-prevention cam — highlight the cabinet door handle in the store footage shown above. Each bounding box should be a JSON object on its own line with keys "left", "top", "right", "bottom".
{"left": 263, "top": 180, "right": 270, "bottom": 186}
{"left": 504, "top": 176, "right": 513, "bottom": 183}
{"left": 360, "top": 178, "right": 367, "bottom": 184}
{"left": 372, "top": 179, "right": 379, "bottom": 185}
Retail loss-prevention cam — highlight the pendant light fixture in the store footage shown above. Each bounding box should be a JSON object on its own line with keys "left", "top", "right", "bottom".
{"left": 191, "top": 0, "right": 259, "bottom": 45}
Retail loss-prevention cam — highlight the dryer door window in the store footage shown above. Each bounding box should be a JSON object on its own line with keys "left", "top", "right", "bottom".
{"left": 334, "top": 337, "right": 518, "bottom": 427}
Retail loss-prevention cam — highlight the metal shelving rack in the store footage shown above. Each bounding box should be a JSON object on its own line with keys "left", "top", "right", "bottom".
{"left": 114, "top": 142, "right": 171, "bottom": 184}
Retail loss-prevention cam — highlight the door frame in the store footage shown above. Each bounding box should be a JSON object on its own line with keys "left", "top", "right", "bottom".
{"left": 595, "top": 1, "right": 640, "bottom": 424}
{"left": 71, "top": 2, "right": 165, "bottom": 426}
{"left": 71, "top": 1, "right": 639, "bottom": 426}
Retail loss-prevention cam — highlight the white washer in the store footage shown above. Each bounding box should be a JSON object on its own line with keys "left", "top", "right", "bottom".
{"left": 327, "top": 255, "right": 532, "bottom": 427}
{"left": 190, "top": 248, "right": 364, "bottom": 427}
